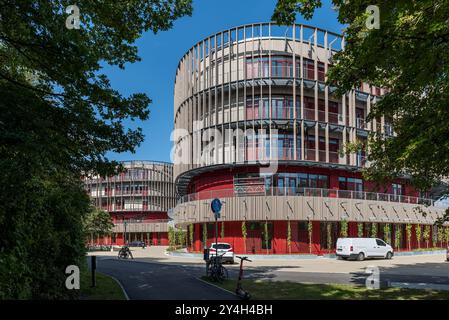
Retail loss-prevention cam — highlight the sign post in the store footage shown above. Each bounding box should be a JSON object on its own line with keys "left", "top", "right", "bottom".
{"left": 210, "top": 198, "right": 222, "bottom": 260}
{"left": 91, "top": 255, "right": 96, "bottom": 288}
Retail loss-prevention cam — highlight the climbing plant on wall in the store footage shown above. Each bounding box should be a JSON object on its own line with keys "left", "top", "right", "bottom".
{"left": 371, "top": 223, "right": 377, "bottom": 238}
{"left": 287, "top": 220, "right": 292, "bottom": 254}
{"left": 189, "top": 224, "right": 194, "bottom": 249}
{"left": 357, "top": 223, "right": 364, "bottom": 238}
{"left": 416, "top": 224, "right": 422, "bottom": 249}
{"left": 326, "top": 223, "right": 332, "bottom": 251}
{"left": 202, "top": 223, "right": 207, "bottom": 248}
{"left": 395, "top": 225, "right": 402, "bottom": 251}
{"left": 241, "top": 221, "right": 247, "bottom": 253}
{"left": 406, "top": 224, "right": 412, "bottom": 251}
{"left": 437, "top": 227, "right": 444, "bottom": 248}
{"left": 340, "top": 219, "right": 348, "bottom": 238}
{"left": 168, "top": 226, "right": 176, "bottom": 250}
{"left": 263, "top": 221, "right": 269, "bottom": 254}
{"left": 445, "top": 227, "right": 449, "bottom": 246}
{"left": 383, "top": 224, "right": 391, "bottom": 244}
{"left": 423, "top": 225, "right": 431, "bottom": 248}
{"left": 308, "top": 220, "right": 313, "bottom": 254}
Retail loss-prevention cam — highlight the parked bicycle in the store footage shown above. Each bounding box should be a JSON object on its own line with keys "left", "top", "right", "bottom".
{"left": 235, "top": 256, "right": 251, "bottom": 300}
{"left": 118, "top": 245, "right": 134, "bottom": 259}
{"left": 206, "top": 252, "right": 228, "bottom": 282}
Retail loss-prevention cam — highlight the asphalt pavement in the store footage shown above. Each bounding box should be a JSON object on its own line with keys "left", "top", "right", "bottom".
{"left": 92, "top": 258, "right": 239, "bottom": 300}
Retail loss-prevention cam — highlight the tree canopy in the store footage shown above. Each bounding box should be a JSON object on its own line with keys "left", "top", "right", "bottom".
{"left": 0, "top": 0, "right": 192, "bottom": 299}
{"left": 273, "top": 1, "right": 449, "bottom": 208}
{"left": 83, "top": 207, "right": 114, "bottom": 241}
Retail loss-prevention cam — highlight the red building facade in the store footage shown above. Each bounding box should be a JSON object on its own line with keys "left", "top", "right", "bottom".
{"left": 171, "top": 23, "right": 448, "bottom": 255}
{"left": 85, "top": 161, "right": 175, "bottom": 246}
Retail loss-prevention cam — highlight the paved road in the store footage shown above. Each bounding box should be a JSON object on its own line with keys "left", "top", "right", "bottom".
{"left": 88, "top": 249, "right": 449, "bottom": 298}
{"left": 92, "top": 258, "right": 238, "bottom": 300}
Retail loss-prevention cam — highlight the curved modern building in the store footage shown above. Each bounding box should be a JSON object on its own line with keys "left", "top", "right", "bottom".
{"left": 85, "top": 160, "right": 176, "bottom": 245}
{"left": 172, "top": 23, "right": 448, "bottom": 254}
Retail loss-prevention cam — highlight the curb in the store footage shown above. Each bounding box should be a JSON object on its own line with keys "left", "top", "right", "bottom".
{"left": 394, "top": 250, "right": 446, "bottom": 257}
{"left": 98, "top": 271, "right": 130, "bottom": 300}
{"left": 195, "top": 277, "right": 240, "bottom": 299}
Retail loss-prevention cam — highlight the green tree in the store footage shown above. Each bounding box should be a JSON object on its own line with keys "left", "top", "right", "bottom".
{"left": 83, "top": 207, "right": 114, "bottom": 244}
{"left": 176, "top": 229, "right": 185, "bottom": 248}
{"left": 272, "top": 0, "right": 449, "bottom": 222}
{"left": 0, "top": 1, "right": 192, "bottom": 299}
{"left": 445, "top": 228, "right": 449, "bottom": 246}
{"left": 168, "top": 226, "right": 176, "bottom": 250}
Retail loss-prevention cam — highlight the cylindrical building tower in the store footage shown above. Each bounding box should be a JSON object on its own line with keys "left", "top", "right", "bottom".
{"left": 85, "top": 160, "right": 175, "bottom": 246}
{"left": 172, "top": 23, "right": 447, "bottom": 254}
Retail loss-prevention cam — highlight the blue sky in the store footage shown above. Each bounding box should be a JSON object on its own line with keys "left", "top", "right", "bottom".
{"left": 105, "top": 0, "right": 343, "bottom": 163}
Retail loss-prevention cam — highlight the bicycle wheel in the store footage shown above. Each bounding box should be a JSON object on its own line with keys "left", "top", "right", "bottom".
{"left": 210, "top": 266, "right": 220, "bottom": 282}
{"left": 219, "top": 266, "right": 228, "bottom": 281}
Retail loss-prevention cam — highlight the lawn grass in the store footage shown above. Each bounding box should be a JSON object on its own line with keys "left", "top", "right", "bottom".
{"left": 203, "top": 277, "right": 449, "bottom": 300}
{"left": 80, "top": 270, "right": 126, "bottom": 300}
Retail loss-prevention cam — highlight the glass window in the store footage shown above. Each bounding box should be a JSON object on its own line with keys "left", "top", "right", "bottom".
{"left": 392, "top": 183, "right": 403, "bottom": 196}
{"left": 339, "top": 177, "right": 363, "bottom": 191}
{"left": 376, "top": 239, "right": 386, "bottom": 246}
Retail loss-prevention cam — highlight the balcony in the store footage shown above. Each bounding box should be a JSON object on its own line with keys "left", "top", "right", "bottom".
{"left": 177, "top": 187, "right": 435, "bottom": 206}
{"left": 113, "top": 221, "right": 169, "bottom": 233}
{"left": 356, "top": 118, "right": 366, "bottom": 129}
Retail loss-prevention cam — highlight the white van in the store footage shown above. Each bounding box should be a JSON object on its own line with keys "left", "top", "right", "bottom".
{"left": 336, "top": 238, "right": 393, "bottom": 261}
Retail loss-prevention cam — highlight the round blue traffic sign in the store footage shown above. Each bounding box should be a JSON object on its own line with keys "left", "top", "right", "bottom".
{"left": 211, "top": 198, "right": 222, "bottom": 214}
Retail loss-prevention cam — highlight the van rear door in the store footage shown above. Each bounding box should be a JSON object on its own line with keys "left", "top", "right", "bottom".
{"left": 336, "top": 238, "right": 352, "bottom": 256}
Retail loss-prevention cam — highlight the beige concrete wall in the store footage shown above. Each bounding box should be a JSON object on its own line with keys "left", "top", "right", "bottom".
{"left": 173, "top": 195, "right": 446, "bottom": 226}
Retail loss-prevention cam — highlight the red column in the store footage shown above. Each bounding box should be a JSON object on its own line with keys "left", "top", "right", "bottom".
{"left": 273, "top": 221, "right": 288, "bottom": 254}
{"left": 312, "top": 221, "right": 321, "bottom": 255}
{"left": 349, "top": 222, "right": 358, "bottom": 237}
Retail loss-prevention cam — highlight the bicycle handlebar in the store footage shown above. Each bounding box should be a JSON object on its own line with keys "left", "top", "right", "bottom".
{"left": 236, "top": 256, "right": 252, "bottom": 262}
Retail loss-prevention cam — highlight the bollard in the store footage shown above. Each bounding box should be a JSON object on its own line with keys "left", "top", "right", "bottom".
{"left": 91, "top": 255, "right": 97, "bottom": 288}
